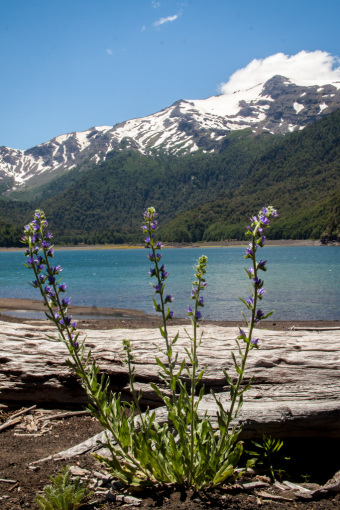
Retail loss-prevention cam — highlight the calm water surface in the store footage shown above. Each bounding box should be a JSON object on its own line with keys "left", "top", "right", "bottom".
{"left": 0, "top": 246, "right": 339, "bottom": 321}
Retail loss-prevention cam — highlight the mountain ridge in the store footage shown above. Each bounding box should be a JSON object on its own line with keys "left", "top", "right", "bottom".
{"left": 1, "top": 75, "right": 340, "bottom": 193}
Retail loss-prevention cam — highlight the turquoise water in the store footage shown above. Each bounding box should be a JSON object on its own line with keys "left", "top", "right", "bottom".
{"left": 1, "top": 246, "right": 339, "bottom": 320}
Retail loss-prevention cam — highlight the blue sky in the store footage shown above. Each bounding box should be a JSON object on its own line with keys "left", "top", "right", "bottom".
{"left": 1, "top": 0, "right": 340, "bottom": 150}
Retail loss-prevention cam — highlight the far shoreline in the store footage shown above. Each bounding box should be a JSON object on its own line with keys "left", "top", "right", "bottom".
{"left": 0, "top": 238, "right": 337, "bottom": 253}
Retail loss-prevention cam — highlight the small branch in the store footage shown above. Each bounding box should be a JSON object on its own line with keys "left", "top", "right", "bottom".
{"left": 37, "top": 410, "right": 90, "bottom": 422}
{"left": 0, "top": 405, "right": 36, "bottom": 432}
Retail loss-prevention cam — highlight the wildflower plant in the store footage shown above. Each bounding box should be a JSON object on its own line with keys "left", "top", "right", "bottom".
{"left": 22, "top": 205, "right": 277, "bottom": 490}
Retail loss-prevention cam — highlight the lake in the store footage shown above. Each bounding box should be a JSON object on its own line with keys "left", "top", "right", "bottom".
{"left": 0, "top": 246, "right": 339, "bottom": 321}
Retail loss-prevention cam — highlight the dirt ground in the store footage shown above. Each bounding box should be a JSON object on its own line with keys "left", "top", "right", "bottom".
{"left": 1, "top": 310, "right": 340, "bottom": 509}
{"left": 0, "top": 408, "right": 339, "bottom": 510}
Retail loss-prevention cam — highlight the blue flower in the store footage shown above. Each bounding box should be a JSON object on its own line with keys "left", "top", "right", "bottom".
{"left": 255, "top": 309, "right": 264, "bottom": 322}
{"left": 61, "top": 297, "right": 70, "bottom": 308}
{"left": 246, "top": 267, "right": 254, "bottom": 277}
{"left": 246, "top": 297, "right": 254, "bottom": 307}
{"left": 257, "top": 260, "right": 267, "bottom": 270}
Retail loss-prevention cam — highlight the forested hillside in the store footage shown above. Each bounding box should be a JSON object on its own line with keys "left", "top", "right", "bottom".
{"left": 159, "top": 110, "right": 340, "bottom": 242}
{"left": 0, "top": 110, "right": 339, "bottom": 246}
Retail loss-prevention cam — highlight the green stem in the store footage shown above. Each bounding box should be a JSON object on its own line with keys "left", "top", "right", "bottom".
{"left": 28, "top": 231, "right": 153, "bottom": 481}
{"left": 188, "top": 278, "right": 200, "bottom": 486}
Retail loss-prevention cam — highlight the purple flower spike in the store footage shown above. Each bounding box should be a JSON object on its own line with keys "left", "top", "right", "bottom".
{"left": 148, "top": 268, "right": 156, "bottom": 277}
{"left": 196, "top": 311, "right": 202, "bottom": 320}
{"left": 251, "top": 338, "right": 259, "bottom": 346}
{"left": 165, "top": 294, "right": 173, "bottom": 303}
{"left": 186, "top": 306, "right": 193, "bottom": 315}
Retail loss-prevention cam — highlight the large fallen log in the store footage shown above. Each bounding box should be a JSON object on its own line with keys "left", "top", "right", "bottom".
{"left": 1, "top": 321, "right": 340, "bottom": 438}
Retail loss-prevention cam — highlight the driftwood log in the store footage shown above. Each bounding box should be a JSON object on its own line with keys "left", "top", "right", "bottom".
{"left": 1, "top": 320, "right": 340, "bottom": 439}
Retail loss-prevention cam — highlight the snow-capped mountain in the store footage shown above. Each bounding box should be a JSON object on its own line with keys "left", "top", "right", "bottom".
{"left": 1, "top": 75, "right": 339, "bottom": 191}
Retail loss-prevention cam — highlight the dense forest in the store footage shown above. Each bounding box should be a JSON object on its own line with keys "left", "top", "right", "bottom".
{"left": 0, "top": 110, "right": 339, "bottom": 246}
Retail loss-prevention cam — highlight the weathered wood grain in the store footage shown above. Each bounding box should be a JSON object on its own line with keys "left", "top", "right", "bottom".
{"left": 1, "top": 321, "right": 340, "bottom": 438}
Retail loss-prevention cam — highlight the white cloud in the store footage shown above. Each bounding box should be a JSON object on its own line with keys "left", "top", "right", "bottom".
{"left": 153, "top": 11, "right": 181, "bottom": 27}
{"left": 152, "top": 0, "right": 160, "bottom": 7}
{"left": 219, "top": 51, "right": 340, "bottom": 94}
{"left": 106, "top": 48, "right": 113, "bottom": 55}
{"left": 141, "top": 25, "right": 146, "bottom": 32}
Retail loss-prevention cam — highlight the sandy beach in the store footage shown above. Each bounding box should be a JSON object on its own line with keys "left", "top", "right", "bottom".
{"left": 0, "top": 297, "right": 338, "bottom": 331}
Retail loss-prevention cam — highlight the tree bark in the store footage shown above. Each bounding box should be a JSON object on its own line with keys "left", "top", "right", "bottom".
{"left": 1, "top": 321, "right": 340, "bottom": 438}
